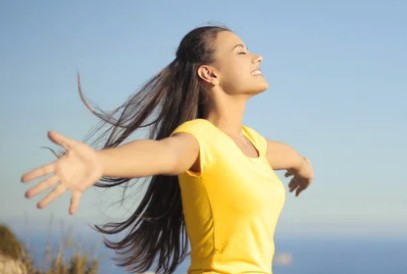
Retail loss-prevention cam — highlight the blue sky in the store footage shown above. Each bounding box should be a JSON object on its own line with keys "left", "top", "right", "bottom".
{"left": 1, "top": 0, "right": 406, "bottom": 238}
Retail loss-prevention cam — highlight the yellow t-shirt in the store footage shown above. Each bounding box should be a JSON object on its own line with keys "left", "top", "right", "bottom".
{"left": 170, "top": 119, "right": 286, "bottom": 274}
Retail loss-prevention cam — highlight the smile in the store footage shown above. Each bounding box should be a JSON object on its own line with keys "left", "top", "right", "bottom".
{"left": 251, "top": 69, "right": 262, "bottom": 76}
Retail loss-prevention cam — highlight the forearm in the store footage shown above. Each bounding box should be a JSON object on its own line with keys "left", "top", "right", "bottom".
{"left": 266, "top": 141, "right": 305, "bottom": 171}
{"left": 98, "top": 139, "right": 174, "bottom": 178}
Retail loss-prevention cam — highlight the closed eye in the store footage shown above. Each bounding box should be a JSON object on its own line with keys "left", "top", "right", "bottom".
{"left": 238, "top": 51, "right": 247, "bottom": 55}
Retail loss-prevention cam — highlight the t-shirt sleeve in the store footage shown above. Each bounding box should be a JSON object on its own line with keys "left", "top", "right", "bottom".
{"left": 242, "top": 125, "right": 268, "bottom": 157}
{"left": 170, "top": 119, "right": 209, "bottom": 177}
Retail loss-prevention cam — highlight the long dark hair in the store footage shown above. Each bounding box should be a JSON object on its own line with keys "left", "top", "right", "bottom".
{"left": 81, "top": 26, "right": 229, "bottom": 274}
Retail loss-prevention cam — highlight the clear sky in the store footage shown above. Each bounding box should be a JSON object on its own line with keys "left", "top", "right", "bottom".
{"left": 1, "top": 0, "right": 406, "bottom": 238}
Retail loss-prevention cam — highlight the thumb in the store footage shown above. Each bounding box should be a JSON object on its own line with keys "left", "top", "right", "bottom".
{"left": 48, "top": 131, "right": 76, "bottom": 150}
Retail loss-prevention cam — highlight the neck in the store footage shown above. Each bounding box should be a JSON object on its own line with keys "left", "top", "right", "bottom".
{"left": 204, "top": 93, "right": 249, "bottom": 137}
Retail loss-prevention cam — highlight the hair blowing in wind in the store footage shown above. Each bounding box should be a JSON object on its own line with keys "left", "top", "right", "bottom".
{"left": 77, "top": 26, "right": 229, "bottom": 274}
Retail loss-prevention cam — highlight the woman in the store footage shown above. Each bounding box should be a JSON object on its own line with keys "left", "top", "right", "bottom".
{"left": 21, "top": 26, "right": 314, "bottom": 274}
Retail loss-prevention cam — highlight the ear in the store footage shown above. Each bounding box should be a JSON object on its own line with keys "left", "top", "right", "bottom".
{"left": 197, "top": 65, "right": 219, "bottom": 85}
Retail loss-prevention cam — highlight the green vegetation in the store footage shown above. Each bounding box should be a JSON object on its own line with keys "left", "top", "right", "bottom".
{"left": 0, "top": 224, "right": 99, "bottom": 274}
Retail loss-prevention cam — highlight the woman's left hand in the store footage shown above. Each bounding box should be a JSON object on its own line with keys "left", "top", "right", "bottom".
{"left": 285, "top": 157, "right": 314, "bottom": 197}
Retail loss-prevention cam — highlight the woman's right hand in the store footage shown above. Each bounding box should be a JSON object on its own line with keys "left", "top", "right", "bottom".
{"left": 21, "top": 131, "right": 103, "bottom": 215}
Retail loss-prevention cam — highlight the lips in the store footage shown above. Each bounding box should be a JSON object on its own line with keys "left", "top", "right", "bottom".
{"left": 251, "top": 69, "right": 262, "bottom": 76}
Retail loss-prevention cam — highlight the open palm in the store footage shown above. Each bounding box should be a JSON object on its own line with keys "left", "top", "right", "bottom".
{"left": 21, "top": 131, "right": 103, "bottom": 215}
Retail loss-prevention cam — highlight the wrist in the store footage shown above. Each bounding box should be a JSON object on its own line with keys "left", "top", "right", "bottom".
{"left": 294, "top": 154, "right": 307, "bottom": 172}
{"left": 96, "top": 149, "right": 108, "bottom": 176}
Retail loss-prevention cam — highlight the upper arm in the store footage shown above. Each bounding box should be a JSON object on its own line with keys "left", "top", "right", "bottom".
{"left": 266, "top": 139, "right": 302, "bottom": 170}
{"left": 159, "top": 132, "right": 200, "bottom": 175}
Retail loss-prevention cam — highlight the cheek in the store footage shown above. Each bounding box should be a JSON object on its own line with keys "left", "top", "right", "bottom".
{"left": 219, "top": 71, "right": 246, "bottom": 92}
{"left": 220, "top": 63, "right": 249, "bottom": 85}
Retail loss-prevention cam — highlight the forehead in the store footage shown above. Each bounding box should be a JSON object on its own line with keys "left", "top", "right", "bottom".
{"left": 214, "top": 31, "right": 246, "bottom": 52}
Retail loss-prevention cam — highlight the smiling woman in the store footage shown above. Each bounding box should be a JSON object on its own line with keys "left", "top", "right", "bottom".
{"left": 201, "top": 31, "right": 268, "bottom": 97}
{"left": 21, "top": 25, "right": 314, "bottom": 274}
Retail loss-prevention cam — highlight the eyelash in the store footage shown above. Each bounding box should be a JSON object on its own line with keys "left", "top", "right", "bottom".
{"left": 238, "top": 51, "right": 247, "bottom": 55}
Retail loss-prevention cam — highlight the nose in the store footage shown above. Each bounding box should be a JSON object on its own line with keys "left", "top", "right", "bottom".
{"left": 252, "top": 54, "right": 263, "bottom": 64}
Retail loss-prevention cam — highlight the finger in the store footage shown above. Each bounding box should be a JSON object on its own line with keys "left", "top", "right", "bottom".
{"left": 290, "top": 181, "right": 301, "bottom": 193}
{"left": 288, "top": 178, "right": 297, "bottom": 189}
{"left": 295, "top": 186, "right": 306, "bottom": 197}
{"left": 37, "top": 184, "right": 66, "bottom": 209}
{"left": 25, "top": 175, "right": 59, "bottom": 198}
{"left": 21, "top": 163, "right": 55, "bottom": 182}
{"left": 47, "top": 131, "right": 76, "bottom": 150}
{"left": 69, "top": 192, "right": 82, "bottom": 215}
{"left": 290, "top": 185, "right": 298, "bottom": 193}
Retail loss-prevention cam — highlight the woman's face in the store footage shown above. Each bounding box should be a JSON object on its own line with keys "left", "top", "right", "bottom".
{"left": 211, "top": 31, "right": 269, "bottom": 96}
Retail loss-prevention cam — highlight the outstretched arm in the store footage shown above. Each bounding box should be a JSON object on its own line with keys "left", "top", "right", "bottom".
{"left": 266, "top": 140, "right": 314, "bottom": 196}
{"left": 21, "top": 131, "right": 199, "bottom": 214}
{"left": 98, "top": 132, "right": 199, "bottom": 178}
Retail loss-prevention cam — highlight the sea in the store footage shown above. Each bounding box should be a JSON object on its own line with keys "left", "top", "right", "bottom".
{"left": 17, "top": 230, "right": 407, "bottom": 274}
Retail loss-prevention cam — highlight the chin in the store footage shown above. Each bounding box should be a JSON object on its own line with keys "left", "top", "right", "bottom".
{"left": 253, "top": 80, "right": 269, "bottom": 94}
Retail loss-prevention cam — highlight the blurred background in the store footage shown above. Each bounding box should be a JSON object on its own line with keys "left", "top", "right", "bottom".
{"left": 1, "top": 0, "right": 406, "bottom": 273}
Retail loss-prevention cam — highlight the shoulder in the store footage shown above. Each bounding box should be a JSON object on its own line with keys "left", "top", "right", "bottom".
{"left": 168, "top": 119, "right": 214, "bottom": 176}
{"left": 242, "top": 124, "right": 268, "bottom": 155}
{"left": 241, "top": 124, "right": 263, "bottom": 138}
{"left": 170, "top": 118, "right": 213, "bottom": 137}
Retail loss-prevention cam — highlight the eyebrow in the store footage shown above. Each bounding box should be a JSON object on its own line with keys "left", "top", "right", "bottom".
{"left": 232, "top": 43, "right": 248, "bottom": 51}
